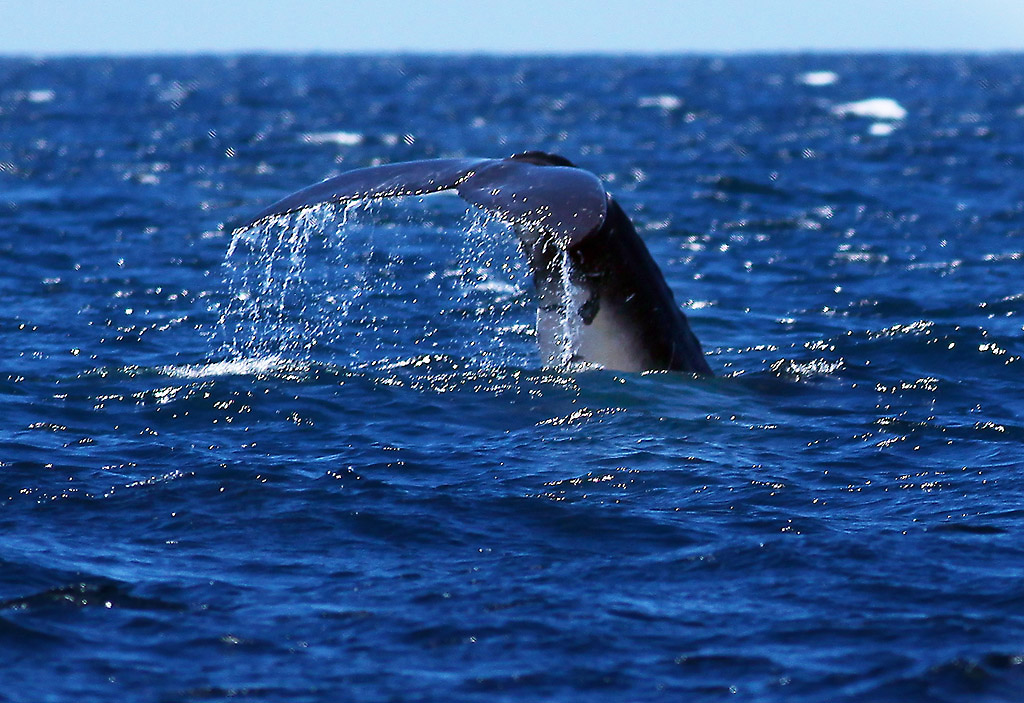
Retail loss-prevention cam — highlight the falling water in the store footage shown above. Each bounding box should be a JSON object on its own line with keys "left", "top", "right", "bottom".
{"left": 555, "top": 247, "right": 585, "bottom": 369}
{"left": 216, "top": 204, "right": 339, "bottom": 364}
{"left": 212, "top": 195, "right": 554, "bottom": 371}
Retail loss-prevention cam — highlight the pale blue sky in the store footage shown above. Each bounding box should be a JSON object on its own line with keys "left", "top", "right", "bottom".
{"left": 2, "top": 0, "right": 1023, "bottom": 55}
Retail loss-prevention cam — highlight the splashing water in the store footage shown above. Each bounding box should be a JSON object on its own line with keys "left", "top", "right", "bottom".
{"left": 212, "top": 195, "right": 573, "bottom": 372}
{"left": 216, "top": 205, "right": 336, "bottom": 362}
{"left": 551, "top": 247, "right": 585, "bottom": 369}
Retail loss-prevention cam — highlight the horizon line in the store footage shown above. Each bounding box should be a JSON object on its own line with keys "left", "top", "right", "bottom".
{"left": 4, "top": 47, "right": 1024, "bottom": 60}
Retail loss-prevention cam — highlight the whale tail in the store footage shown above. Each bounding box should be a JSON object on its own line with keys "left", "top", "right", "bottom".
{"left": 235, "top": 153, "right": 712, "bottom": 375}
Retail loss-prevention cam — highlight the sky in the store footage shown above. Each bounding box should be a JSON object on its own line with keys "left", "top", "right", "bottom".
{"left": 2, "top": 0, "right": 1023, "bottom": 55}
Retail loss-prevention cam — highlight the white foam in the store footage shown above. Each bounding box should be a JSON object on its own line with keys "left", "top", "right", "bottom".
{"left": 301, "top": 131, "right": 364, "bottom": 146}
{"left": 798, "top": 71, "right": 839, "bottom": 87}
{"left": 833, "top": 97, "right": 907, "bottom": 121}
{"left": 638, "top": 94, "right": 683, "bottom": 110}
{"left": 868, "top": 122, "right": 897, "bottom": 136}
{"left": 159, "top": 355, "right": 296, "bottom": 379}
{"left": 473, "top": 280, "right": 517, "bottom": 295}
{"left": 26, "top": 89, "right": 55, "bottom": 103}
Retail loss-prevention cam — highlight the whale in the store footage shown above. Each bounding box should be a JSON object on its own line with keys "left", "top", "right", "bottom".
{"left": 238, "top": 151, "right": 713, "bottom": 376}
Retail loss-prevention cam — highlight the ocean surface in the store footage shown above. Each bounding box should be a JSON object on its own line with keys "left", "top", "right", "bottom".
{"left": 2, "top": 54, "right": 1023, "bottom": 702}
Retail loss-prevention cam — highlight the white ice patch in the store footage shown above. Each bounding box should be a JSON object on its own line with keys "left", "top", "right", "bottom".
{"left": 301, "top": 131, "right": 365, "bottom": 146}
{"left": 798, "top": 71, "right": 839, "bottom": 87}
{"left": 833, "top": 97, "right": 907, "bottom": 121}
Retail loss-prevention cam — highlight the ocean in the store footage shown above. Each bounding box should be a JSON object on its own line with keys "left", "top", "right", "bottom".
{"left": 1, "top": 53, "right": 1023, "bottom": 701}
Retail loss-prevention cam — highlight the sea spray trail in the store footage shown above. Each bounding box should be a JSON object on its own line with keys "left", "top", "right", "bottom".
{"left": 1, "top": 54, "right": 1023, "bottom": 703}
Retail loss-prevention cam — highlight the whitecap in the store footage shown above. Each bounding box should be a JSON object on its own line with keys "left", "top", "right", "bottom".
{"left": 27, "top": 89, "right": 55, "bottom": 103}
{"left": 798, "top": 71, "right": 839, "bottom": 87}
{"left": 833, "top": 97, "right": 907, "bottom": 121}
{"left": 159, "top": 355, "right": 301, "bottom": 379}
{"left": 473, "top": 280, "right": 517, "bottom": 295}
{"left": 638, "top": 94, "right": 683, "bottom": 110}
{"left": 301, "top": 131, "right": 364, "bottom": 146}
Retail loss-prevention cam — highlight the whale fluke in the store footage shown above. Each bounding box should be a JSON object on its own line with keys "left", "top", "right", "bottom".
{"left": 237, "top": 152, "right": 712, "bottom": 376}
{"left": 241, "top": 158, "right": 488, "bottom": 228}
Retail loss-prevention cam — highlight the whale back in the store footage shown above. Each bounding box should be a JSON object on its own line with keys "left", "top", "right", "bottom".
{"left": 569, "top": 199, "right": 711, "bottom": 374}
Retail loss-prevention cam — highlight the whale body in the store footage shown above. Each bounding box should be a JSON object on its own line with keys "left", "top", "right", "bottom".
{"left": 238, "top": 152, "right": 712, "bottom": 376}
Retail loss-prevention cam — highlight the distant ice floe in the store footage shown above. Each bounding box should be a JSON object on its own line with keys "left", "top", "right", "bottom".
{"left": 301, "top": 131, "right": 364, "bottom": 146}
{"left": 638, "top": 94, "right": 683, "bottom": 110}
{"left": 832, "top": 97, "right": 908, "bottom": 121}
{"left": 798, "top": 71, "right": 839, "bottom": 87}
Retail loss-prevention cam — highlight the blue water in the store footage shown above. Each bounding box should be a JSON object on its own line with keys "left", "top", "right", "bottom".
{"left": 2, "top": 54, "right": 1024, "bottom": 702}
